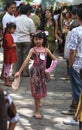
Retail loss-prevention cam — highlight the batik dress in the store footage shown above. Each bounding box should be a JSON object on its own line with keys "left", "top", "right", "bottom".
{"left": 30, "top": 47, "right": 47, "bottom": 98}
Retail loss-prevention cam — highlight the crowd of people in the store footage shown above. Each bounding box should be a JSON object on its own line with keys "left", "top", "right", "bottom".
{"left": 0, "top": 0, "right": 82, "bottom": 130}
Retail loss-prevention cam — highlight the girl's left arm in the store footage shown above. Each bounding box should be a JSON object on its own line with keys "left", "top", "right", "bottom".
{"left": 15, "top": 48, "right": 34, "bottom": 77}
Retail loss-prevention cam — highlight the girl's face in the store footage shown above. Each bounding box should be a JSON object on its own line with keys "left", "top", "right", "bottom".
{"left": 45, "top": 10, "right": 52, "bottom": 19}
{"left": 34, "top": 37, "right": 43, "bottom": 47}
{"left": 8, "top": 27, "right": 16, "bottom": 34}
{"left": 65, "top": 12, "right": 71, "bottom": 19}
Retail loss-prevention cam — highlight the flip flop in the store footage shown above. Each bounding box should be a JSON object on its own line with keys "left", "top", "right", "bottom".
{"left": 33, "top": 114, "right": 42, "bottom": 119}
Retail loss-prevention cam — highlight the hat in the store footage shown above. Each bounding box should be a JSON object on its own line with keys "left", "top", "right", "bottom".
{"left": 12, "top": 77, "right": 20, "bottom": 90}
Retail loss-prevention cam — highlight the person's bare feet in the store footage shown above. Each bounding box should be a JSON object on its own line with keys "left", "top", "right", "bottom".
{"left": 34, "top": 113, "right": 42, "bottom": 119}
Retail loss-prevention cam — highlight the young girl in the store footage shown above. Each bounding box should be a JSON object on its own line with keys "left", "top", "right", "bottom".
{"left": 3, "top": 22, "right": 17, "bottom": 86}
{"left": 0, "top": 88, "right": 19, "bottom": 130}
{"left": 0, "top": 89, "right": 7, "bottom": 130}
{"left": 15, "top": 31, "right": 57, "bottom": 119}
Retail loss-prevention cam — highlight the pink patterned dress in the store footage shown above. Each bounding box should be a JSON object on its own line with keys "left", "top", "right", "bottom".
{"left": 30, "top": 47, "right": 47, "bottom": 98}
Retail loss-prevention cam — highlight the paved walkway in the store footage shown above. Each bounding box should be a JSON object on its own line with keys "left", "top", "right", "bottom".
{"left": 0, "top": 50, "right": 79, "bottom": 130}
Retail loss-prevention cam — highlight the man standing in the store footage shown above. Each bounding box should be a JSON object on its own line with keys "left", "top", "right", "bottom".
{"left": 2, "top": 1, "right": 17, "bottom": 42}
{"left": 15, "top": 4, "right": 36, "bottom": 76}
{"left": 68, "top": 8, "right": 82, "bottom": 111}
{"left": 63, "top": 8, "right": 82, "bottom": 125}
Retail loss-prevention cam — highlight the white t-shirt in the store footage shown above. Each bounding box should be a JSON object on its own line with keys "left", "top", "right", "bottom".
{"left": 2, "top": 12, "right": 17, "bottom": 42}
{"left": 16, "top": 15, "right": 36, "bottom": 43}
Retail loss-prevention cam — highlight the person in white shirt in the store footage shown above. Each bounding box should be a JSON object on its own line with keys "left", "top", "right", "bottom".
{"left": 15, "top": 4, "right": 36, "bottom": 77}
{"left": 2, "top": 1, "right": 17, "bottom": 42}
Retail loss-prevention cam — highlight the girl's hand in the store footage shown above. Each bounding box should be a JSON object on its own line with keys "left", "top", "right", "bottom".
{"left": 15, "top": 72, "right": 20, "bottom": 78}
{"left": 12, "top": 44, "right": 16, "bottom": 47}
{"left": 45, "top": 69, "right": 49, "bottom": 73}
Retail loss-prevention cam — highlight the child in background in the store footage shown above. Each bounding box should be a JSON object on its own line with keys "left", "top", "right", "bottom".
{"left": 0, "top": 88, "right": 19, "bottom": 130}
{"left": 0, "top": 89, "right": 7, "bottom": 130}
{"left": 15, "top": 31, "right": 57, "bottom": 119}
{"left": 74, "top": 68, "right": 82, "bottom": 130}
{"left": 3, "top": 22, "right": 17, "bottom": 86}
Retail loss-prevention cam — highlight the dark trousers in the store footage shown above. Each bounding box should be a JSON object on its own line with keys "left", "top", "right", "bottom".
{"left": 79, "top": 122, "right": 82, "bottom": 130}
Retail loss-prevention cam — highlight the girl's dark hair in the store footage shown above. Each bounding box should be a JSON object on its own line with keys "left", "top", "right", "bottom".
{"left": 71, "top": 8, "right": 77, "bottom": 15}
{"left": 4, "top": 22, "right": 16, "bottom": 36}
{"left": 44, "top": 8, "right": 56, "bottom": 29}
{"left": 0, "top": 89, "right": 7, "bottom": 130}
{"left": 44, "top": 8, "right": 54, "bottom": 23}
{"left": 6, "top": 22, "right": 16, "bottom": 29}
{"left": 77, "top": 8, "right": 82, "bottom": 21}
{"left": 34, "top": 31, "right": 44, "bottom": 39}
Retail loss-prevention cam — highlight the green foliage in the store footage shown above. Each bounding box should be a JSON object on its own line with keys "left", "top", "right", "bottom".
{"left": 25, "top": 0, "right": 33, "bottom": 4}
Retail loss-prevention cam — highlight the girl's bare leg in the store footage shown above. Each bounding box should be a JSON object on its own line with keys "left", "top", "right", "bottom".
{"left": 8, "top": 122, "right": 16, "bottom": 130}
{"left": 34, "top": 98, "right": 42, "bottom": 118}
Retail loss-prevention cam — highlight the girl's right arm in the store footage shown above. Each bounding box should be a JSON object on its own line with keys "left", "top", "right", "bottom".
{"left": 15, "top": 48, "right": 34, "bottom": 77}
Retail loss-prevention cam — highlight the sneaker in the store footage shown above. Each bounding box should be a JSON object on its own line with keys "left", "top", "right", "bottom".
{"left": 63, "top": 118, "right": 79, "bottom": 125}
{"left": 62, "top": 109, "right": 76, "bottom": 115}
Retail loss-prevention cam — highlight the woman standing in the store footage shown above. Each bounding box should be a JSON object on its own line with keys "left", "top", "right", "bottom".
{"left": 44, "top": 9, "right": 56, "bottom": 71}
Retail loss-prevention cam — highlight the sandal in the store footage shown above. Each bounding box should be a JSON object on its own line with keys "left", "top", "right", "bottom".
{"left": 33, "top": 114, "right": 42, "bottom": 119}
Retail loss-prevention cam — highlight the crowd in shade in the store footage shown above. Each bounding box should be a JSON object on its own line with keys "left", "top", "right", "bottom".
{"left": 0, "top": 0, "right": 82, "bottom": 130}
